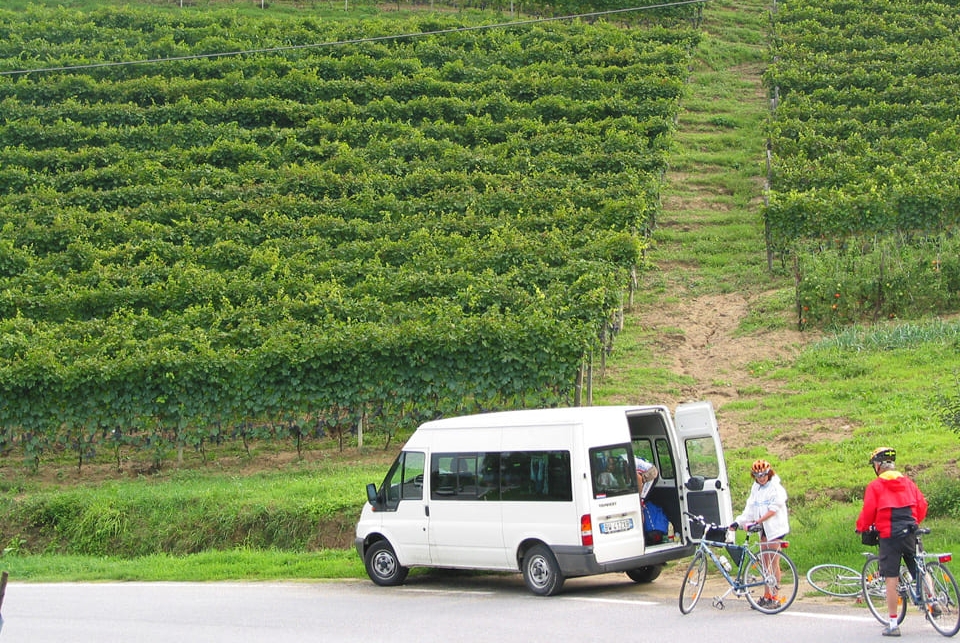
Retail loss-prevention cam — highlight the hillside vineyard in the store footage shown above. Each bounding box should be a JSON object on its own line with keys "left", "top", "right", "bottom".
{"left": 0, "top": 5, "right": 699, "bottom": 467}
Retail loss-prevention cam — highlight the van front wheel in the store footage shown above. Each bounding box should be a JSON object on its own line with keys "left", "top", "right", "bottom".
{"left": 364, "top": 540, "right": 409, "bottom": 586}
{"left": 522, "top": 544, "right": 565, "bottom": 596}
{"left": 626, "top": 564, "right": 663, "bottom": 583}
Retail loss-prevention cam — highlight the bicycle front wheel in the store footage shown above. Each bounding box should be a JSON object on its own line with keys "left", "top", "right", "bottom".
{"left": 679, "top": 550, "right": 708, "bottom": 614}
{"left": 744, "top": 549, "right": 798, "bottom": 614}
{"left": 923, "top": 561, "right": 960, "bottom": 637}
{"left": 861, "top": 555, "right": 907, "bottom": 625}
{"left": 807, "top": 563, "right": 863, "bottom": 597}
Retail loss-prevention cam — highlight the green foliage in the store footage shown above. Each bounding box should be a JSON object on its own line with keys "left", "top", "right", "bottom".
{"left": 794, "top": 234, "right": 960, "bottom": 329}
{"left": 935, "top": 372, "right": 960, "bottom": 437}
{"left": 763, "top": 0, "right": 960, "bottom": 327}
{"left": 0, "top": 5, "right": 702, "bottom": 469}
{"left": 925, "top": 477, "right": 960, "bottom": 521}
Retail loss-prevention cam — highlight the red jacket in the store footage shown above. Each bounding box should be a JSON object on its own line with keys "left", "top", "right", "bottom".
{"left": 856, "top": 471, "right": 928, "bottom": 538}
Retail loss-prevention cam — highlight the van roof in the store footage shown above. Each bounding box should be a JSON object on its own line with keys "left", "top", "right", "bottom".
{"left": 416, "top": 405, "right": 667, "bottom": 431}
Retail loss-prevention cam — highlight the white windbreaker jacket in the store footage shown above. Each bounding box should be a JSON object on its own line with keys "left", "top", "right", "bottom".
{"left": 734, "top": 474, "right": 790, "bottom": 540}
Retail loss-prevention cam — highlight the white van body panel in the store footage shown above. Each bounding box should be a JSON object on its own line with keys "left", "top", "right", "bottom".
{"left": 356, "top": 403, "right": 731, "bottom": 593}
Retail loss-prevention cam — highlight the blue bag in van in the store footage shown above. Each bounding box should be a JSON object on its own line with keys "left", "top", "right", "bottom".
{"left": 642, "top": 501, "right": 670, "bottom": 544}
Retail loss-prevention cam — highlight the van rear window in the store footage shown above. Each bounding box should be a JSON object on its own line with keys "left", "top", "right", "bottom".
{"left": 590, "top": 445, "right": 640, "bottom": 499}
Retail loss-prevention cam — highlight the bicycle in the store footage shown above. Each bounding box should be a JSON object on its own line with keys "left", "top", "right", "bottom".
{"left": 860, "top": 527, "right": 960, "bottom": 637}
{"left": 806, "top": 562, "right": 863, "bottom": 597}
{"left": 679, "top": 511, "right": 798, "bottom": 615}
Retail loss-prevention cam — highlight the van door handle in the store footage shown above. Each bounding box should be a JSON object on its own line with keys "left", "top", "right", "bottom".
{"left": 425, "top": 505, "right": 430, "bottom": 517}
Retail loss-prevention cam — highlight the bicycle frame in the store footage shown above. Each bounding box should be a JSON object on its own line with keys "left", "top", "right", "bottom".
{"left": 899, "top": 533, "right": 952, "bottom": 609}
{"left": 704, "top": 537, "right": 788, "bottom": 594}
{"left": 697, "top": 537, "right": 746, "bottom": 593}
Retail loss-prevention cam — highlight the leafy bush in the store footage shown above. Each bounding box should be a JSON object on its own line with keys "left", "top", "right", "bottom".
{"left": 794, "top": 234, "right": 960, "bottom": 329}
{"left": 924, "top": 477, "right": 960, "bottom": 521}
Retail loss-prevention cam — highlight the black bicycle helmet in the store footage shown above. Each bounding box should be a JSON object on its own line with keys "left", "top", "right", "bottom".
{"left": 869, "top": 446, "right": 896, "bottom": 465}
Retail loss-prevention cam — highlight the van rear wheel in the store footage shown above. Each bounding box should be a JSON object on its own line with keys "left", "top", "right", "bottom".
{"left": 522, "top": 544, "right": 565, "bottom": 596}
{"left": 364, "top": 540, "right": 409, "bottom": 586}
{"left": 626, "top": 564, "right": 663, "bottom": 583}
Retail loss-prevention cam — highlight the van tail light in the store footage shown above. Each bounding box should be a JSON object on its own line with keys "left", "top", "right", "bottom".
{"left": 580, "top": 514, "right": 594, "bottom": 546}
{"left": 940, "top": 554, "right": 953, "bottom": 564}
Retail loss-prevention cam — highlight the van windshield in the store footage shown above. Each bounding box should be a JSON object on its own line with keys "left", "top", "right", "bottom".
{"left": 590, "top": 445, "right": 639, "bottom": 499}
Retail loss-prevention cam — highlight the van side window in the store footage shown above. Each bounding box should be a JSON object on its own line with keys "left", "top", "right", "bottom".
{"left": 633, "top": 439, "right": 654, "bottom": 464}
{"left": 478, "top": 453, "right": 501, "bottom": 500}
{"left": 501, "top": 451, "right": 572, "bottom": 501}
{"left": 432, "top": 452, "right": 570, "bottom": 501}
{"left": 655, "top": 438, "right": 676, "bottom": 479}
{"left": 385, "top": 451, "right": 424, "bottom": 508}
{"left": 431, "top": 453, "right": 483, "bottom": 500}
{"left": 685, "top": 437, "right": 719, "bottom": 478}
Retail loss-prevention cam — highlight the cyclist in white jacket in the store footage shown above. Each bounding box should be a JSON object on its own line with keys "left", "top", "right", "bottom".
{"left": 728, "top": 459, "right": 790, "bottom": 608}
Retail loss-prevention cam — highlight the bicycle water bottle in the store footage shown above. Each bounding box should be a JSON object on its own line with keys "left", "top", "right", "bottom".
{"left": 719, "top": 555, "right": 732, "bottom": 572}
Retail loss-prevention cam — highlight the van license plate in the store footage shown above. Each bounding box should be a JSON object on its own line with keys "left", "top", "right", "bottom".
{"left": 599, "top": 518, "right": 634, "bottom": 534}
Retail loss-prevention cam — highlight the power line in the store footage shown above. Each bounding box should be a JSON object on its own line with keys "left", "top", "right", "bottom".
{"left": 0, "top": 0, "right": 706, "bottom": 77}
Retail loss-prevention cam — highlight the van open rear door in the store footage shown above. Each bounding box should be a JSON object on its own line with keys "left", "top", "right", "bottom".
{"left": 674, "top": 401, "right": 733, "bottom": 538}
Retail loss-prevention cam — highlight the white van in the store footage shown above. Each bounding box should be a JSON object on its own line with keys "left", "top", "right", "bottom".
{"left": 355, "top": 402, "right": 732, "bottom": 595}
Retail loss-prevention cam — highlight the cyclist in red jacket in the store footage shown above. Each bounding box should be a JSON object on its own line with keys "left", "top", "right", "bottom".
{"left": 856, "top": 447, "right": 929, "bottom": 637}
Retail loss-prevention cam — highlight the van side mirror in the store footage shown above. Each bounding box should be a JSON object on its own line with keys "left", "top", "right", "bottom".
{"left": 366, "top": 483, "right": 380, "bottom": 505}
{"left": 684, "top": 476, "right": 705, "bottom": 491}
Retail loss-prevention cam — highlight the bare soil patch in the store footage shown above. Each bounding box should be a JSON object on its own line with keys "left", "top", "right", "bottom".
{"left": 635, "top": 287, "right": 816, "bottom": 456}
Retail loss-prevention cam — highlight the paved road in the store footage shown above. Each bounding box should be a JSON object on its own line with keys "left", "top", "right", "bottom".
{"left": 0, "top": 572, "right": 949, "bottom": 642}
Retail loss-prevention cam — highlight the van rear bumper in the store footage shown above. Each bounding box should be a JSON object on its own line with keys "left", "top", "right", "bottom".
{"left": 553, "top": 543, "right": 696, "bottom": 577}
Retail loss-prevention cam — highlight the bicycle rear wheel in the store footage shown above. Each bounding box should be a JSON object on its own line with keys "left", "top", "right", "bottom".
{"left": 806, "top": 563, "right": 862, "bottom": 597}
{"left": 679, "top": 550, "right": 708, "bottom": 614}
{"left": 861, "top": 555, "right": 907, "bottom": 625}
{"left": 923, "top": 561, "right": 960, "bottom": 637}
{"left": 744, "top": 549, "right": 798, "bottom": 614}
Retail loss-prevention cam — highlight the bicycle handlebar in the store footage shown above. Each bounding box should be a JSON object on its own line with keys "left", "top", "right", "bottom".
{"left": 684, "top": 510, "right": 762, "bottom": 533}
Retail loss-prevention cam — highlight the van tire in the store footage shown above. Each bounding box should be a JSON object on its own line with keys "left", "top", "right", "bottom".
{"left": 364, "top": 540, "right": 409, "bottom": 586}
{"left": 522, "top": 544, "right": 565, "bottom": 596}
{"left": 626, "top": 564, "right": 663, "bottom": 583}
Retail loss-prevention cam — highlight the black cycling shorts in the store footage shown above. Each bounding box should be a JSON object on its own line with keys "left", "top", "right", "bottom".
{"left": 878, "top": 532, "right": 917, "bottom": 578}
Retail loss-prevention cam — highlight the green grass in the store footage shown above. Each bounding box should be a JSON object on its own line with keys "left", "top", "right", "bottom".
{"left": 1, "top": 549, "right": 364, "bottom": 582}
{"left": 717, "top": 318, "right": 960, "bottom": 576}
{"left": 1, "top": 450, "right": 391, "bottom": 565}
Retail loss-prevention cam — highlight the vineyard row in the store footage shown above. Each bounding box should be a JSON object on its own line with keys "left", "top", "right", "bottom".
{"left": 0, "top": 6, "right": 697, "bottom": 468}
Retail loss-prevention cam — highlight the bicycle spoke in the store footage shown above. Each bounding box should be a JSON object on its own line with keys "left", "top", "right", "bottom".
{"left": 924, "top": 561, "right": 960, "bottom": 637}
{"left": 744, "top": 548, "right": 798, "bottom": 614}
{"left": 860, "top": 556, "right": 906, "bottom": 625}
{"left": 679, "top": 551, "right": 708, "bottom": 614}
{"left": 806, "top": 563, "right": 862, "bottom": 597}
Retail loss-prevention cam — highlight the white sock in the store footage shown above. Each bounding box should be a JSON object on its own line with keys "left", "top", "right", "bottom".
{"left": 889, "top": 617, "right": 898, "bottom": 629}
